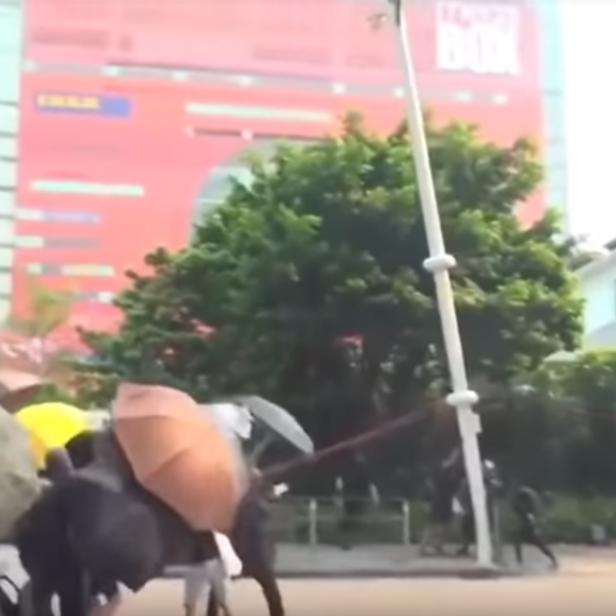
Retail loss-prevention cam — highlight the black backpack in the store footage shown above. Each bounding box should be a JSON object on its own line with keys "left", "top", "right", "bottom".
{"left": 0, "top": 575, "right": 19, "bottom": 616}
{"left": 513, "top": 486, "right": 541, "bottom": 516}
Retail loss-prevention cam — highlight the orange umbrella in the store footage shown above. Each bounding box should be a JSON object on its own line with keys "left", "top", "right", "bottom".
{"left": 112, "top": 382, "right": 247, "bottom": 533}
{"left": 0, "top": 369, "right": 44, "bottom": 395}
{"left": 0, "top": 369, "right": 46, "bottom": 413}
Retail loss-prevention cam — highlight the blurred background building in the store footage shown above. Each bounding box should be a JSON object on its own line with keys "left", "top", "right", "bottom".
{"left": 577, "top": 239, "right": 616, "bottom": 350}
{"left": 0, "top": 0, "right": 569, "bottom": 339}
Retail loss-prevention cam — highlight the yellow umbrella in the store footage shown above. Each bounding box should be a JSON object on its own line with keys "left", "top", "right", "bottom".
{"left": 16, "top": 402, "right": 88, "bottom": 468}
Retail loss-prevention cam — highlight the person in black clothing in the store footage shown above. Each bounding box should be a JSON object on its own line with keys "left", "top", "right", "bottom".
{"left": 64, "top": 431, "right": 96, "bottom": 469}
{"left": 455, "top": 476, "right": 474, "bottom": 557}
{"left": 45, "top": 436, "right": 121, "bottom": 612}
{"left": 512, "top": 485, "right": 558, "bottom": 569}
{"left": 455, "top": 460, "right": 503, "bottom": 557}
{"left": 42, "top": 448, "right": 74, "bottom": 483}
{"left": 337, "top": 452, "right": 371, "bottom": 550}
{"left": 0, "top": 576, "right": 20, "bottom": 616}
{"left": 420, "top": 462, "right": 457, "bottom": 556}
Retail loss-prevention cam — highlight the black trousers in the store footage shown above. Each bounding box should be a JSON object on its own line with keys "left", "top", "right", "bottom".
{"left": 513, "top": 515, "right": 557, "bottom": 566}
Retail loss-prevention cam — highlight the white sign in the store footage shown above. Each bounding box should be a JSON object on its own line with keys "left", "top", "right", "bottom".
{"left": 436, "top": 1, "right": 521, "bottom": 76}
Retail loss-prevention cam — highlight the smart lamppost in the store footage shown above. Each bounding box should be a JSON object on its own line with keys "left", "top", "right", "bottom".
{"left": 384, "top": 0, "right": 492, "bottom": 566}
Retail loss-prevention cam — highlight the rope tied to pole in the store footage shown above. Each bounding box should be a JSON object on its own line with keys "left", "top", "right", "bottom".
{"left": 262, "top": 410, "right": 428, "bottom": 482}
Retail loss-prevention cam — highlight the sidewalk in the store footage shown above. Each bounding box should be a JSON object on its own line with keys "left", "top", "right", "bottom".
{"left": 272, "top": 543, "right": 616, "bottom": 579}
{"left": 161, "top": 544, "right": 502, "bottom": 580}
{"left": 4, "top": 543, "right": 615, "bottom": 583}
{"left": 274, "top": 543, "right": 502, "bottom": 579}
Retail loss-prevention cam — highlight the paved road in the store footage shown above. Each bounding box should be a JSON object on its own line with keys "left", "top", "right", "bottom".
{"left": 118, "top": 552, "right": 616, "bottom": 616}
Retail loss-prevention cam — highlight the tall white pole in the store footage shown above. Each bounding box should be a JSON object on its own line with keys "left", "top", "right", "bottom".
{"left": 388, "top": 0, "right": 492, "bottom": 566}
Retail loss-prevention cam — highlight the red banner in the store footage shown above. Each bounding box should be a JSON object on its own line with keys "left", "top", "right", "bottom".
{"left": 25, "top": 0, "right": 539, "bottom": 89}
{"left": 17, "top": 0, "right": 545, "bottom": 338}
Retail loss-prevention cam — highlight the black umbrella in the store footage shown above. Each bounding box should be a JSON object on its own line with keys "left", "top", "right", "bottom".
{"left": 70, "top": 432, "right": 218, "bottom": 591}
{"left": 16, "top": 465, "right": 167, "bottom": 593}
{"left": 64, "top": 472, "right": 167, "bottom": 591}
{"left": 17, "top": 430, "right": 285, "bottom": 616}
{"left": 17, "top": 432, "right": 217, "bottom": 596}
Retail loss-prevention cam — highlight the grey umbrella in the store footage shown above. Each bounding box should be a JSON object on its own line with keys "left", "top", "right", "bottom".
{"left": 0, "top": 407, "right": 42, "bottom": 542}
{"left": 233, "top": 396, "right": 314, "bottom": 454}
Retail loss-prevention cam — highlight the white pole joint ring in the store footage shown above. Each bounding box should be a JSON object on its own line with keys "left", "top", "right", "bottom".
{"left": 423, "top": 254, "right": 456, "bottom": 273}
{"left": 446, "top": 390, "right": 479, "bottom": 408}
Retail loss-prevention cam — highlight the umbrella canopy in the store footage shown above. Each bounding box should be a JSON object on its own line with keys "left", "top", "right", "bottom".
{"left": 16, "top": 402, "right": 88, "bottom": 468}
{"left": 0, "top": 407, "right": 42, "bottom": 541}
{"left": 113, "top": 383, "right": 248, "bottom": 533}
{"left": 0, "top": 369, "right": 44, "bottom": 396}
{"left": 202, "top": 403, "right": 253, "bottom": 441}
{"left": 198, "top": 404, "right": 251, "bottom": 478}
{"left": 17, "top": 464, "right": 167, "bottom": 593}
{"left": 0, "top": 370, "right": 45, "bottom": 413}
{"left": 234, "top": 396, "right": 314, "bottom": 454}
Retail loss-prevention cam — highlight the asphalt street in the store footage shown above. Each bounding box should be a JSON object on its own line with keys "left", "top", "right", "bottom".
{"left": 118, "top": 551, "right": 616, "bottom": 616}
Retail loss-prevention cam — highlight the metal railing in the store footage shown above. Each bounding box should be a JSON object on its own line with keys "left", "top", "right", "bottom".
{"left": 270, "top": 497, "right": 421, "bottom": 547}
{"left": 269, "top": 496, "right": 518, "bottom": 562}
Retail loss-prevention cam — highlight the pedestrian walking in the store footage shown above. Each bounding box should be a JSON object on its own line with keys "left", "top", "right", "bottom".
{"left": 337, "top": 452, "right": 371, "bottom": 550}
{"left": 455, "top": 475, "right": 474, "bottom": 557}
{"left": 455, "top": 459, "right": 502, "bottom": 557}
{"left": 511, "top": 485, "right": 558, "bottom": 569}
{"left": 420, "top": 461, "right": 457, "bottom": 556}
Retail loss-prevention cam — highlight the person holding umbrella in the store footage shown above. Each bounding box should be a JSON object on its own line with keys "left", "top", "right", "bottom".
{"left": 113, "top": 385, "right": 296, "bottom": 616}
{"left": 42, "top": 447, "right": 74, "bottom": 483}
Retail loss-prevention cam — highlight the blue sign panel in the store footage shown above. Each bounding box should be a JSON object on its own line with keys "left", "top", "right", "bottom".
{"left": 35, "top": 93, "right": 132, "bottom": 117}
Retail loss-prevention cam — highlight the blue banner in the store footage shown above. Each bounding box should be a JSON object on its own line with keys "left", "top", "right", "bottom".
{"left": 35, "top": 93, "right": 132, "bottom": 117}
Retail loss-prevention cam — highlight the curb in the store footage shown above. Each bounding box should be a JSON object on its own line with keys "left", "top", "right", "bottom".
{"left": 275, "top": 566, "right": 509, "bottom": 580}
{"left": 163, "top": 565, "right": 513, "bottom": 581}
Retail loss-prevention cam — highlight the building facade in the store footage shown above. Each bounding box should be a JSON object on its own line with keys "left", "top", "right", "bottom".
{"left": 0, "top": 0, "right": 24, "bottom": 322}
{"left": 577, "top": 251, "right": 616, "bottom": 350}
{"left": 3, "top": 0, "right": 565, "bottom": 336}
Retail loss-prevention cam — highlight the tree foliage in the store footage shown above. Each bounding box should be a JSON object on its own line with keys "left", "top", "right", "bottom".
{"left": 9, "top": 279, "right": 75, "bottom": 339}
{"left": 3, "top": 280, "right": 76, "bottom": 379}
{"left": 547, "top": 351, "right": 616, "bottom": 493}
{"left": 80, "top": 115, "right": 583, "bottom": 488}
{"left": 476, "top": 351, "right": 616, "bottom": 495}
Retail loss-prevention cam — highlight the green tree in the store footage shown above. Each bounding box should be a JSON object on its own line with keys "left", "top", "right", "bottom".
{"left": 6, "top": 279, "right": 76, "bottom": 377}
{"left": 9, "top": 279, "right": 75, "bottom": 339}
{"left": 480, "top": 351, "right": 616, "bottom": 495}
{"left": 81, "top": 116, "right": 582, "bottom": 486}
{"left": 551, "top": 351, "right": 616, "bottom": 493}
